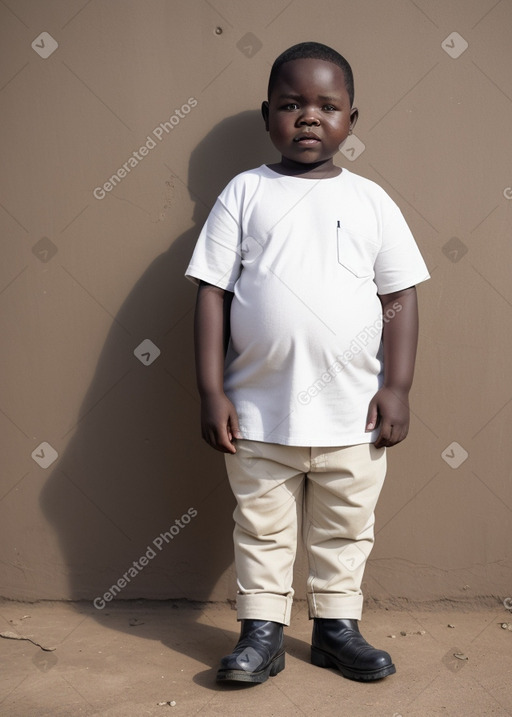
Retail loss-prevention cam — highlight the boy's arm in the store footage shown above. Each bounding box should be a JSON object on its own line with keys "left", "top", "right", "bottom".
{"left": 366, "top": 286, "right": 419, "bottom": 448}
{"left": 194, "top": 281, "right": 241, "bottom": 454}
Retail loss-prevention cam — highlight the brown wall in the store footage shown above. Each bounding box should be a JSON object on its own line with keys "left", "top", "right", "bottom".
{"left": 1, "top": 0, "right": 511, "bottom": 606}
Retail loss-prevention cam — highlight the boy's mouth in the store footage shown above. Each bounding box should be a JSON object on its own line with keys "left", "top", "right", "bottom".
{"left": 294, "top": 132, "right": 321, "bottom": 144}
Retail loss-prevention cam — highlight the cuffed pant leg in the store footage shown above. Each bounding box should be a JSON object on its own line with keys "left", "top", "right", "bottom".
{"left": 304, "top": 443, "right": 387, "bottom": 620}
{"left": 224, "top": 440, "right": 308, "bottom": 626}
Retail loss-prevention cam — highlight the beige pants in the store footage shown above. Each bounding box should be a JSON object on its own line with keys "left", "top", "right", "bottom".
{"left": 224, "top": 440, "right": 387, "bottom": 625}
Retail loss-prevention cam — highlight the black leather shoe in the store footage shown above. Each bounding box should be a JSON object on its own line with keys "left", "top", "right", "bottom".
{"left": 216, "top": 620, "right": 285, "bottom": 683}
{"left": 311, "top": 618, "right": 396, "bottom": 681}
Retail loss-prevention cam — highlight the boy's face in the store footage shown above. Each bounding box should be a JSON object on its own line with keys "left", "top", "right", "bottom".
{"left": 262, "top": 58, "right": 358, "bottom": 171}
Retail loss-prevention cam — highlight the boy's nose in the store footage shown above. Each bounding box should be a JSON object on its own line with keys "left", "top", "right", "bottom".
{"left": 298, "top": 114, "right": 320, "bottom": 126}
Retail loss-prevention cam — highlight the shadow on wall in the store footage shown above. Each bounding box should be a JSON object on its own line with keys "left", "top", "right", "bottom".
{"left": 39, "top": 110, "right": 279, "bottom": 659}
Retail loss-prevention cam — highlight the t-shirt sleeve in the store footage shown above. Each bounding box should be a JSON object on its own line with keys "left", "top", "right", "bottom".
{"left": 374, "top": 197, "right": 430, "bottom": 295}
{"left": 184, "top": 191, "right": 242, "bottom": 292}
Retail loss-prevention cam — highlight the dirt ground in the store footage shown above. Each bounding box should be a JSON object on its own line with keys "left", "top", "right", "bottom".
{"left": 0, "top": 598, "right": 511, "bottom": 716}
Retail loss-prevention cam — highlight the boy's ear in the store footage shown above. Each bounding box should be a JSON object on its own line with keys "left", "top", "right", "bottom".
{"left": 261, "top": 101, "right": 270, "bottom": 131}
{"left": 349, "top": 106, "right": 359, "bottom": 132}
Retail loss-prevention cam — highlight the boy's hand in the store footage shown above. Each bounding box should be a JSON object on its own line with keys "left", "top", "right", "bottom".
{"left": 200, "top": 392, "right": 242, "bottom": 454}
{"left": 368, "top": 286, "right": 418, "bottom": 448}
{"left": 366, "top": 386, "right": 410, "bottom": 448}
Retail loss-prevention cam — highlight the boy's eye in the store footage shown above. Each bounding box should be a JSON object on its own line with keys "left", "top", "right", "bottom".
{"left": 278, "top": 102, "right": 338, "bottom": 111}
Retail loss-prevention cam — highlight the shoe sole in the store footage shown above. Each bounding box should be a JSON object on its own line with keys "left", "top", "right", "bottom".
{"left": 216, "top": 651, "right": 285, "bottom": 684}
{"left": 311, "top": 646, "right": 396, "bottom": 681}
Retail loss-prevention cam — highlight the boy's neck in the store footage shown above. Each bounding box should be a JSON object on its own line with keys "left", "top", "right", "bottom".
{"left": 267, "top": 157, "right": 342, "bottom": 179}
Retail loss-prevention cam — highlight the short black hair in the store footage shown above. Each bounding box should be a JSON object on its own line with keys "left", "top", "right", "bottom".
{"left": 267, "top": 41, "right": 354, "bottom": 106}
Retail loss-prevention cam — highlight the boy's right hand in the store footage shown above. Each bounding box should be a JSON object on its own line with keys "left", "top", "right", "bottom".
{"left": 200, "top": 393, "right": 242, "bottom": 454}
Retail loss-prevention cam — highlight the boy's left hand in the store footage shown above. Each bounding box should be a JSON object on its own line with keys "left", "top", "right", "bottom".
{"left": 366, "top": 386, "right": 410, "bottom": 448}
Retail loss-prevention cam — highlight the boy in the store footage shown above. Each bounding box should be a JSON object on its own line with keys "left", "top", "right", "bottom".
{"left": 185, "top": 42, "right": 429, "bottom": 684}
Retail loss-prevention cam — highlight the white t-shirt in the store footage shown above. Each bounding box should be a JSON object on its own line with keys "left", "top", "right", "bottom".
{"left": 185, "top": 165, "right": 430, "bottom": 446}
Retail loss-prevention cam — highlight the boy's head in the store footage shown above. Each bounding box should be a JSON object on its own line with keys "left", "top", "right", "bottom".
{"left": 267, "top": 42, "right": 355, "bottom": 107}
{"left": 262, "top": 42, "right": 358, "bottom": 172}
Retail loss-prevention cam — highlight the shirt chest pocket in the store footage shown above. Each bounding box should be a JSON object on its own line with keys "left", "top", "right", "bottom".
{"left": 336, "top": 223, "right": 379, "bottom": 278}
